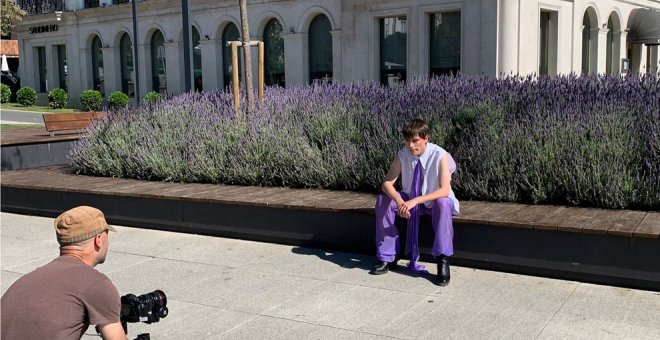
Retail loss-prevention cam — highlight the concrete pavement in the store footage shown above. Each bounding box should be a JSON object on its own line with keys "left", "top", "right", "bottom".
{"left": 0, "top": 108, "right": 45, "bottom": 125}
{"left": 2, "top": 212, "right": 659, "bottom": 340}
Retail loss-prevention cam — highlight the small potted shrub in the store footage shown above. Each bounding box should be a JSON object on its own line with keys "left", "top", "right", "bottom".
{"left": 0, "top": 84, "right": 11, "bottom": 103}
{"left": 143, "top": 91, "right": 161, "bottom": 104}
{"left": 48, "top": 88, "right": 68, "bottom": 109}
{"left": 80, "top": 89, "right": 103, "bottom": 111}
{"left": 107, "top": 91, "right": 129, "bottom": 110}
{"left": 16, "top": 86, "right": 37, "bottom": 107}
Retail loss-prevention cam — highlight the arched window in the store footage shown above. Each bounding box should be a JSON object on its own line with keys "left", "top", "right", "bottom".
{"left": 151, "top": 30, "right": 167, "bottom": 95}
{"left": 193, "top": 27, "right": 202, "bottom": 92}
{"left": 581, "top": 12, "right": 593, "bottom": 75}
{"left": 91, "top": 36, "right": 104, "bottom": 93}
{"left": 120, "top": 33, "right": 134, "bottom": 97}
{"left": 222, "top": 23, "right": 241, "bottom": 88}
{"left": 308, "top": 14, "right": 333, "bottom": 84}
{"left": 264, "top": 19, "right": 285, "bottom": 87}
{"left": 606, "top": 17, "right": 613, "bottom": 74}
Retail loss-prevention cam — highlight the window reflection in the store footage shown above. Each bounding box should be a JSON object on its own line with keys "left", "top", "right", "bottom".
{"left": 380, "top": 16, "right": 407, "bottom": 86}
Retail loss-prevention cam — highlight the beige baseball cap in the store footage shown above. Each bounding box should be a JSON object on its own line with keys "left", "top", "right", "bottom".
{"left": 54, "top": 206, "right": 116, "bottom": 245}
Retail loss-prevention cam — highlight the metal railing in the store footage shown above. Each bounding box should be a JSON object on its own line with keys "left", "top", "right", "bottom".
{"left": 17, "top": 0, "right": 64, "bottom": 15}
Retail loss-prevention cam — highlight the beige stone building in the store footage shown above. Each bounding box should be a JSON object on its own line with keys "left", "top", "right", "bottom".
{"left": 15, "top": 0, "right": 660, "bottom": 104}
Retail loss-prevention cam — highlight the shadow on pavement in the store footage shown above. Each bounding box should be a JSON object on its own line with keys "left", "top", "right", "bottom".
{"left": 291, "top": 246, "right": 438, "bottom": 284}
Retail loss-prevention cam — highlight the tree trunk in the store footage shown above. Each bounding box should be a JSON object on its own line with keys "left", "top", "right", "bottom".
{"left": 239, "top": 0, "right": 254, "bottom": 110}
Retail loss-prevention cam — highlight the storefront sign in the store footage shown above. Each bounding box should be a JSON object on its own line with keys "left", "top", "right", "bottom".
{"left": 29, "top": 25, "right": 59, "bottom": 34}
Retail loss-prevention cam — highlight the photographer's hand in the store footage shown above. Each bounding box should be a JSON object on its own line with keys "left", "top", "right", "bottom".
{"left": 98, "top": 322, "right": 128, "bottom": 340}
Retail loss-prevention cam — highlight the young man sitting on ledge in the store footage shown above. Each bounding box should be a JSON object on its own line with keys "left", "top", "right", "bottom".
{"left": 370, "top": 118, "right": 460, "bottom": 286}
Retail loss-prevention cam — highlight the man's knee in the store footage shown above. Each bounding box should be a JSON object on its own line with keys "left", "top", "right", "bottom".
{"left": 433, "top": 197, "right": 454, "bottom": 212}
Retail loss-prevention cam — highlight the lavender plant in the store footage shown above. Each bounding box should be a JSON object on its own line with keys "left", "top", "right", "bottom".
{"left": 69, "top": 73, "right": 660, "bottom": 210}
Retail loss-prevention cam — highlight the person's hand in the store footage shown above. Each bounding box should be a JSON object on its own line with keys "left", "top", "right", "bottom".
{"left": 397, "top": 199, "right": 418, "bottom": 219}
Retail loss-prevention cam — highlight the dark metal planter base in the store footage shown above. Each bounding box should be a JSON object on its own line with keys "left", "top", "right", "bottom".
{"left": 2, "top": 186, "right": 658, "bottom": 291}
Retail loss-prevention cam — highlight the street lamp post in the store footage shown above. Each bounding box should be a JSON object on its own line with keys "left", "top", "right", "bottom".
{"left": 131, "top": 0, "right": 141, "bottom": 104}
{"left": 182, "top": 0, "right": 193, "bottom": 92}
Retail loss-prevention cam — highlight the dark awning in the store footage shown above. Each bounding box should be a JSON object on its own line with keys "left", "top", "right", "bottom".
{"left": 627, "top": 8, "right": 660, "bottom": 45}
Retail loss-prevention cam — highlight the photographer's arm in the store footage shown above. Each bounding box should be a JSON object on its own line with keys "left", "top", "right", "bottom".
{"left": 98, "top": 322, "right": 127, "bottom": 340}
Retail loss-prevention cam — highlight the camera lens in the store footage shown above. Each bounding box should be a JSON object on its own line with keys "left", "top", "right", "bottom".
{"left": 121, "top": 290, "right": 169, "bottom": 323}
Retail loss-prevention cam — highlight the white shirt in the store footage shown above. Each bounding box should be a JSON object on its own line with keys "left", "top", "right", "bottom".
{"left": 398, "top": 143, "right": 460, "bottom": 215}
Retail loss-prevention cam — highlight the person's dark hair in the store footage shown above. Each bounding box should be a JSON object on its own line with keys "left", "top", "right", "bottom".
{"left": 401, "top": 119, "right": 429, "bottom": 140}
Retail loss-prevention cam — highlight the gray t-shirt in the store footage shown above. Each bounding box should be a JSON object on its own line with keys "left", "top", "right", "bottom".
{"left": 1, "top": 256, "right": 121, "bottom": 340}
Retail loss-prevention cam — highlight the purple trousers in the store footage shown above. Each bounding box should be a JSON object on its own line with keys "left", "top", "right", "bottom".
{"left": 375, "top": 192, "right": 454, "bottom": 262}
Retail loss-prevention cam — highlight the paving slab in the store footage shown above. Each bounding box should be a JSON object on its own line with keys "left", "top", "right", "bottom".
{"left": 2, "top": 212, "right": 659, "bottom": 340}
{"left": 536, "top": 284, "right": 660, "bottom": 339}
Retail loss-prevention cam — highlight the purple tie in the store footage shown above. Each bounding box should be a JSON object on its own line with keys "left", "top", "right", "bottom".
{"left": 406, "top": 161, "right": 426, "bottom": 272}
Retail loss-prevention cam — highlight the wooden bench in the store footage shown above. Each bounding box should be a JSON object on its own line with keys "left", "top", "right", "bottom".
{"left": 42, "top": 112, "right": 105, "bottom": 137}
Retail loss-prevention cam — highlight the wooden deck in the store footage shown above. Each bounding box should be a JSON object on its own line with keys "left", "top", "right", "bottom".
{"left": 2, "top": 166, "right": 658, "bottom": 239}
{"left": 1, "top": 127, "right": 80, "bottom": 146}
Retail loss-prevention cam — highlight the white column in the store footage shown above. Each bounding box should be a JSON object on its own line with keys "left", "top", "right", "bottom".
{"left": 619, "top": 30, "right": 628, "bottom": 73}
{"left": 546, "top": 12, "right": 559, "bottom": 76}
{"left": 79, "top": 48, "right": 92, "bottom": 91}
{"left": 611, "top": 31, "right": 622, "bottom": 73}
{"left": 480, "top": 0, "right": 498, "bottom": 76}
{"left": 28, "top": 45, "right": 40, "bottom": 92}
{"left": 596, "top": 28, "right": 608, "bottom": 74}
{"left": 284, "top": 33, "right": 305, "bottom": 86}
{"left": 575, "top": 25, "right": 585, "bottom": 74}
{"left": 138, "top": 44, "right": 150, "bottom": 98}
{"left": 164, "top": 41, "right": 180, "bottom": 95}
{"left": 586, "top": 27, "right": 599, "bottom": 74}
{"left": 497, "top": 0, "right": 519, "bottom": 76}
{"left": 45, "top": 44, "right": 57, "bottom": 92}
{"left": 650, "top": 45, "right": 659, "bottom": 72}
{"left": 200, "top": 39, "right": 220, "bottom": 91}
{"left": 330, "top": 30, "right": 342, "bottom": 82}
{"left": 250, "top": 35, "right": 261, "bottom": 91}
{"left": 639, "top": 44, "right": 648, "bottom": 73}
{"left": 50, "top": 45, "right": 61, "bottom": 91}
{"left": 66, "top": 44, "right": 82, "bottom": 103}
{"left": 101, "top": 47, "right": 119, "bottom": 96}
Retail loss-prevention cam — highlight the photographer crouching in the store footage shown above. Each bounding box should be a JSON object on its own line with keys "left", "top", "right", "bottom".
{"left": 2, "top": 206, "right": 167, "bottom": 340}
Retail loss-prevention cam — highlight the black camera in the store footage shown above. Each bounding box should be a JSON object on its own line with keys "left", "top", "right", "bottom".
{"left": 121, "top": 290, "right": 169, "bottom": 323}
{"left": 120, "top": 290, "right": 169, "bottom": 340}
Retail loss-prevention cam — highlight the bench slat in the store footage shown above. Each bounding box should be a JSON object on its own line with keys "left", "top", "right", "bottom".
{"left": 43, "top": 121, "right": 91, "bottom": 131}
{"left": 535, "top": 206, "right": 575, "bottom": 229}
{"left": 455, "top": 201, "right": 488, "bottom": 223}
{"left": 468, "top": 202, "right": 509, "bottom": 224}
{"left": 557, "top": 208, "right": 600, "bottom": 232}
{"left": 42, "top": 112, "right": 104, "bottom": 123}
{"left": 507, "top": 204, "right": 558, "bottom": 229}
{"left": 485, "top": 203, "right": 527, "bottom": 226}
{"left": 633, "top": 212, "right": 660, "bottom": 239}
{"left": 608, "top": 211, "right": 647, "bottom": 237}
{"left": 581, "top": 209, "right": 623, "bottom": 234}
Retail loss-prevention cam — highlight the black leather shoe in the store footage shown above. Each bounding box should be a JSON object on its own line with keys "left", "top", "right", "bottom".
{"left": 369, "top": 258, "right": 399, "bottom": 275}
{"left": 436, "top": 255, "right": 450, "bottom": 286}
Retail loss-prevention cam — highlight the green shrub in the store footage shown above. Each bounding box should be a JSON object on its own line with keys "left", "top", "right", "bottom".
{"left": 80, "top": 90, "right": 103, "bottom": 111}
{"left": 1, "top": 84, "right": 11, "bottom": 103}
{"left": 108, "top": 91, "right": 129, "bottom": 110}
{"left": 143, "top": 91, "right": 161, "bottom": 104}
{"left": 48, "top": 88, "right": 68, "bottom": 109}
{"left": 16, "top": 87, "right": 37, "bottom": 107}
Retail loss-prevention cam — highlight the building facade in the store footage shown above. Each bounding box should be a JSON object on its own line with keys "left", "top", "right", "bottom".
{"left": 15, "top": 0, "right": 660, "bottom": 104}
